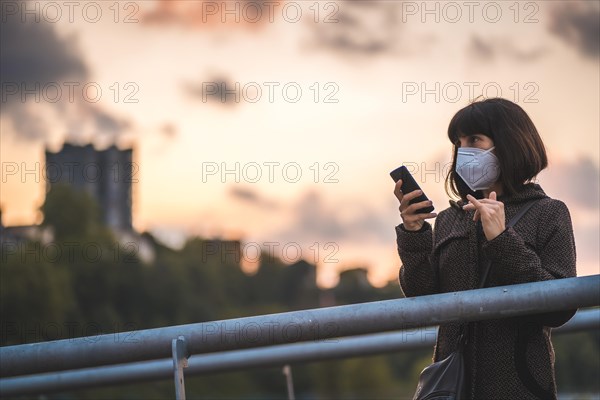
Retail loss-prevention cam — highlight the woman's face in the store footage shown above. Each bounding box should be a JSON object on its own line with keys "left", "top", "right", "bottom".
{"left": 456, "top": 133, "right": 494, "bottom": 150}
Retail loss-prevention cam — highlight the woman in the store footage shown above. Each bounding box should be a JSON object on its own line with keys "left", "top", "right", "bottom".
{"left": 394, "top": 97, "right": 577, "bottom": 399}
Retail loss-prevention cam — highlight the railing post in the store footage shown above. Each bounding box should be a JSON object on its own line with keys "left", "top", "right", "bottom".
{"left": 172, "top": 336, "right": 189, "bottom": 400}
{"left": 282, "top": 364, "right": 295, "bottom": 400}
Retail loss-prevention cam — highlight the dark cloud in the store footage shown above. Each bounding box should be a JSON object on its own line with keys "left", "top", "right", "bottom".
{"left": 1, "top": 8, "right": 87, "bottom": 140}
{"left": 2, "top": 103, "right": 46, "bottom": 142}
{"left": 468, "top": 35, "right": 495, "bottom": 62}
{"left": 0, "top": 11, "right": 88, "bottom": 86}
{"left": 467, "top": 35, "right": 547, "bottom": 63}
{"left": 229, "top": 187, "right": 280, "bottom": 210}
{"left": 308, "top": 1, "right": 404, "bottom": 57}
{"left": 94, "top": 110, "right": 130, "bottom": 137}
{"left": 184, "top": 77, "right": 239, "bottom": 107}
{"left": 0, "top": 5, "right": 131, "bottom": 143}
{"left": 548, "top": 1, "right": 600, "bottom": 58}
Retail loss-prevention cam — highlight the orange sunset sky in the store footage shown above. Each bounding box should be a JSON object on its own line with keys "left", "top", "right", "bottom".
{"left": 1, "top": 0, "right": 598, "bottom": 287}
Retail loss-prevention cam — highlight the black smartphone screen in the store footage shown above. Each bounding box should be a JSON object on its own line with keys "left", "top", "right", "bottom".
{"left": 390, "top": 166, "right": 434, "bottom": 214}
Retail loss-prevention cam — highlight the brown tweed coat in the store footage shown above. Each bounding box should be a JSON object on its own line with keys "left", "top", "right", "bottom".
{"left": 396, "top": 183, "right": 577, "bottom": 399}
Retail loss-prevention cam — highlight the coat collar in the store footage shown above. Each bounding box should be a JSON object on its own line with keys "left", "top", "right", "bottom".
{"left": 495, "top": 182, "right": 548, "bottom": 205}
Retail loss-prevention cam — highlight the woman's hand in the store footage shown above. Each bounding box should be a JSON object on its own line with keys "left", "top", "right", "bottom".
{"left": 394, "top": 179, "right": 437, "bottom": 231}
{"left": 462, "top": 191, "right": 505, "bottom": 240}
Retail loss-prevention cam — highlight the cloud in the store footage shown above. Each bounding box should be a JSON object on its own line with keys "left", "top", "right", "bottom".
{"left": 286, "top": 191, "right": 346, "bottom": 240}
{"left": 184, "top": 76, "right": 239, "bottom": 107}
{"left": 548, "top": 1, "right": 600, "bottom": 58}
{"left": 160, "top": 123, "right": 177, "bottom": 140}
{"left": 307, "top": 1, "right": 408, "bottom": 57}
{"left": 468, "top": 35, "right": 495, "bottom": 62}
{"left": 1, "top": 10, "right": 87, "bottom": 141}
{"left": 229, "top": 187, "right": 280, "bottom": 210}
{"left": 0, "top": 12, "right": 88, "bottom": 86}
{"left": 141, "top": 0, "right": 274, "bottom": 31}
{"left": 0, "top": 7, "right": 131, "bottom": 144}
{"left": 274, "top": 190, "right": 392, "bottom": 245}
{"left": 574, "top": 224, "right": 600, "bottom": 264}
{"left": 539, "top": 157, "right": 600, "bottom": 210}
{"left": 467, "top": 35, "right": 548, "bottom": 63}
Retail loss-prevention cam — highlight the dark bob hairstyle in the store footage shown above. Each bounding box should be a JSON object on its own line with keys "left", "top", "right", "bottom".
{"left": 444, "top": 97, "right": 548, "bottom": 201}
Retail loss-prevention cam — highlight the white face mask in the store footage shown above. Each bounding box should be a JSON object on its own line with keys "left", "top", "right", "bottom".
{"left": 455, "top": 146, "right": 500, "bottom": 191}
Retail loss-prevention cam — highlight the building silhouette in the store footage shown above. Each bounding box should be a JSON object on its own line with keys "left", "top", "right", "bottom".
{"left": 45, "top": 143, "right": 133, "bottom": 232}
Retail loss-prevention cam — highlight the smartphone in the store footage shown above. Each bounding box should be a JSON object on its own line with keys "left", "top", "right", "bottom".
{"left": 390, "top": 166, "right": 434, "bottom": 214}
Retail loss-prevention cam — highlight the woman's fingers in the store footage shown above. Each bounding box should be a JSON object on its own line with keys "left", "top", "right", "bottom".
{"left": 465, "top": 194, "right": 482, "bottom": 208}
{"left": 420, "top": 212, "right": 438, "bottom": 219}
{"left": 395, "top": 181, "right": 437, "bottom": 230}
{"left": 460, "top": 192, "right": 505, "bottom": 239}
{"left": 462, "top": 194, "right": 502, "bottom": 211}
{"left": 398, "top": 188, "right": 436, "bottom": 230}
{"left": 463, "top": 202, "right": 484, "bottom": 219}
{"left": 401, "top": 209, "right": 437, "bottom": 231}
{"left": 400, "top": 189, "right": 423, "bottom": 211}
{"left": 405, "top": 211, "right": 437, "bottom": 221}
{"left": 393, "top": 179, "right": 403, "bottom": 201}
{"left": 467, "top": 199, "right": 498, "bottom": 205}
{"left": 405, "top": 199, "right": 433, "bottom": 214}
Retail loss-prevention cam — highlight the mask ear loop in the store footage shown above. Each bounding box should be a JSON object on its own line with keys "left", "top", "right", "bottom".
{"left": 481, "top": 146, "right": 496, "bottom": 155}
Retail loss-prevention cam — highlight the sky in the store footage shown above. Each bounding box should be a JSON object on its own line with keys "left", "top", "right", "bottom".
{"left": 1, "top": 0, "right": 599, "bottom": 287}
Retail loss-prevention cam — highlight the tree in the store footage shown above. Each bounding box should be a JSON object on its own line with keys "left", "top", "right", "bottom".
{"left": 41, "top": 183, "right": 104, "bottom": 241}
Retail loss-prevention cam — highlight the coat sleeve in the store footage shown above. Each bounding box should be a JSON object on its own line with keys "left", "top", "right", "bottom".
{"left": 396, "top": 219, "right": 439, "bottom": 297}
{"left": 481, "top": 199, "right": 577, "bottom": 326}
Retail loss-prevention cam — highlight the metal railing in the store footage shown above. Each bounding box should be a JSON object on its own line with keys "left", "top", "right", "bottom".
{"left": 1, "top": 308, "right": 597, "bottom": 397}
{"left": 1, "top": 275, "right": 599, "bottom": 398}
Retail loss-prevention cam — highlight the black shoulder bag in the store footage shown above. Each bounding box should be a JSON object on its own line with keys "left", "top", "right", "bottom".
{"left": 412, "top": 199, "right": 539, "bottom": 400}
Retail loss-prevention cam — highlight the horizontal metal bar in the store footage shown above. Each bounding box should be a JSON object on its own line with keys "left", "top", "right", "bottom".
{"left": 1, "top": 275, "right": 598, "bottom": 377}
{"left": 1, "top": 308, "right": 597, "bottom": 397}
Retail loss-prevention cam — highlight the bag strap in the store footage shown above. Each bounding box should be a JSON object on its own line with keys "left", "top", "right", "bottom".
{"left": 459, "top": 199, "right": 542, "bottom": 382}
{"left": 459, "top": 199, "right": 540, "bottom": 346}
{"left": 507, "top": 199, "right": 539, "bottom": 229}
{"left": 477, "top": 199, "right": 540, "bottom": 288}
